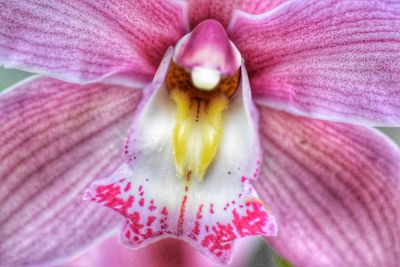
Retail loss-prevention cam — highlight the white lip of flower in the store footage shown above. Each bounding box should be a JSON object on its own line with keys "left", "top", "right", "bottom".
{"left": 191, "top": 66, "right": 221, "bottom": 90}
{"left": 85, "top": 19, "right": 278, "bottom": 264}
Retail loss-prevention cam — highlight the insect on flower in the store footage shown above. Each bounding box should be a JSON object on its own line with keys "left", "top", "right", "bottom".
{"left": 0, "top": 1, "right": 400, "bottom": 266}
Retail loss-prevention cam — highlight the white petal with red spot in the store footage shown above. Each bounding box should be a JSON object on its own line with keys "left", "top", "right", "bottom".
{"left": 84, "top": 51, "right": 277, "bottom": 264}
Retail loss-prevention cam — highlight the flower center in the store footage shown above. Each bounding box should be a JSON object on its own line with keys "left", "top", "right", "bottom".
{"left": 191, "top": 67, "right": 221, "bottom": 91}
{"left": 165, "top": 61, "right": 240, "bottom": 180}
{"left": 164, "top": 19, "right": 242, "bottom": 181}
{"left": 85, "top": 21, "right": 277, "bottom": 264}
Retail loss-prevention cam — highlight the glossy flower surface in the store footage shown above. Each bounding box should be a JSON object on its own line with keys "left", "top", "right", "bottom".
{"left": 0, "top": 1, "right": 400, "bottom": 266}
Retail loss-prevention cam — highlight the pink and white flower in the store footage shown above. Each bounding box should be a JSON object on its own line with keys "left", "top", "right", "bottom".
{"left": 0, "top": 0, "right": 399, "bottom": 266}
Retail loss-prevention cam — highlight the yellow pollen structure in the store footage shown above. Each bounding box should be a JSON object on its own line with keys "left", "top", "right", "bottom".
{"left": 166, "top": 62, "right": 240, "bottom": 181}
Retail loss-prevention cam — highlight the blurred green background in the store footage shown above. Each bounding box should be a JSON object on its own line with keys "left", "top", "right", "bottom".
{"left": 0, "top": 67, "right": 31, "bottom": 89}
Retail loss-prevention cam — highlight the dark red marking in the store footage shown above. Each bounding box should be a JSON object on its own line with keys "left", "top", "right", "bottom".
{"left": 127, "top": 212, "right": 144, "bottom": 234}
{"left": 161, "top": 207, "right": 168, "bottom": 215}
{"left": 210, "top": 203, "right": 215, "bottom": 214}
{"left": 125, "top": 231, "right": 131, "bottom": 239}
{"left": 201, "top": 223, "right": 236, "bottom": 254}
{"left": 199, "top": 200, "right": 272, "bottom": 258}
{"left": 177, "top": 195, "right": 188, "bottom": 236}
{"left": 146, "top": 216, "right": 156, "bottom": 227}
{"left": 124, "top": 182, "right": 131, "bottom": 192}
{"left": 139, "top": 198, "right": 145, "bottom": 206}
{"left": 92, "top": 183, "right": 134, "bottom": 217}
{"left": 87, "top": 169, "right": 274, "bottom": 263}
{"left": 232, "top": 201, "right": 269, "bottom": 236}
{"left": 196, "top": 204, "right": 204, "bottom": 219}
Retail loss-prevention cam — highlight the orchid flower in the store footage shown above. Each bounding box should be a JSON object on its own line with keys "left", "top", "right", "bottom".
{"left": 0, "top": 0, "right": 400, "bottom": 267}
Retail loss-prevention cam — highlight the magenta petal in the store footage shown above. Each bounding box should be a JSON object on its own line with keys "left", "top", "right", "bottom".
{"left": 0, "top": 77, "right": 142, "bottom": 266}
{"left": 62, "top": 236, "right": 259, "bottom": 267}
{"left": 188, "top": 0, "right": 288, "bottom": 28}
{"left": 0, "top": 1, "right": 187, "bottom": 86}
{"left": 174, "top": 20, "right": 241, "bottom": 75}
{"left": 254, "top": 106, "right": 400, "bottom": 267}
{"left": 230, "top": 0, "right": 400, "bottom": 126}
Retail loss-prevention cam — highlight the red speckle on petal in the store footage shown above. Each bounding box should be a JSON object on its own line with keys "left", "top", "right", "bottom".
{"left": 177, "top": 195, "right": 188, "bottom": 236}
{"left": 86, "top": 165, "right": 276, "bottom": 264}
{"left": 189, "top": 204, "right": 204, "bottom": 241}
{"left": 147, "top": 216, "right": 157, "bottom": 226}
{"left": 189, "top": 220, "right": 201, "bottom": 241}
{"left": 210, "top": 203, "right": 215, "bottom": 214}
{"left": 201, "top": 223, "right": 236, "bottom": 256}
{"left": 161, "top": 207, "right": 168, "bottom": 216}
{"left": 128, "top": 212, "right": 144, "bottom": 234}
{"left": 196, "top": 199, "right": 275, "bottom": 260}
{"left": 232, "top": 201, "right": 270, "bottom": 236}
{"left": 91, "top": 183, "right": 134, "bottom": 217}
{"left": 124, "top": 182, "right": 131, "bottom": 192}
{"left": 125, "top": 231, "right": 131, "bottom": 239}
{"left": 196, "top": 204, "right": 204, "bottom": 219}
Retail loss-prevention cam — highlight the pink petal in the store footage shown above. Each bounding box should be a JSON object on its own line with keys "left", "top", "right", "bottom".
{"left": 229, "top": 0, "right": 400, "bottom": 126}
{"left": 188, "top": 0, "right": 288, "bottom": 28}
{"left": 61, "top": 236, "right": 259, "bottom": 267}
{"left": 0, "top": 77, "right": 142, "bottom": 266}
{"left": 174, "top": 20, "right": 241, "bottom": 75}
{"left": 85, "top": 50, "right": 277, "bottom": 264}
{"left": 254, "top": 106, "right": 400, "bottom": 266}
{"left": 0, "top": 1, "right": 188, "bottom": 87}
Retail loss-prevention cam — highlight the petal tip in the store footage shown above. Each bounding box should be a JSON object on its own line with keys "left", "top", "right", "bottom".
{"left": 174, "top": 19, "right": 241, "bottom": 75}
